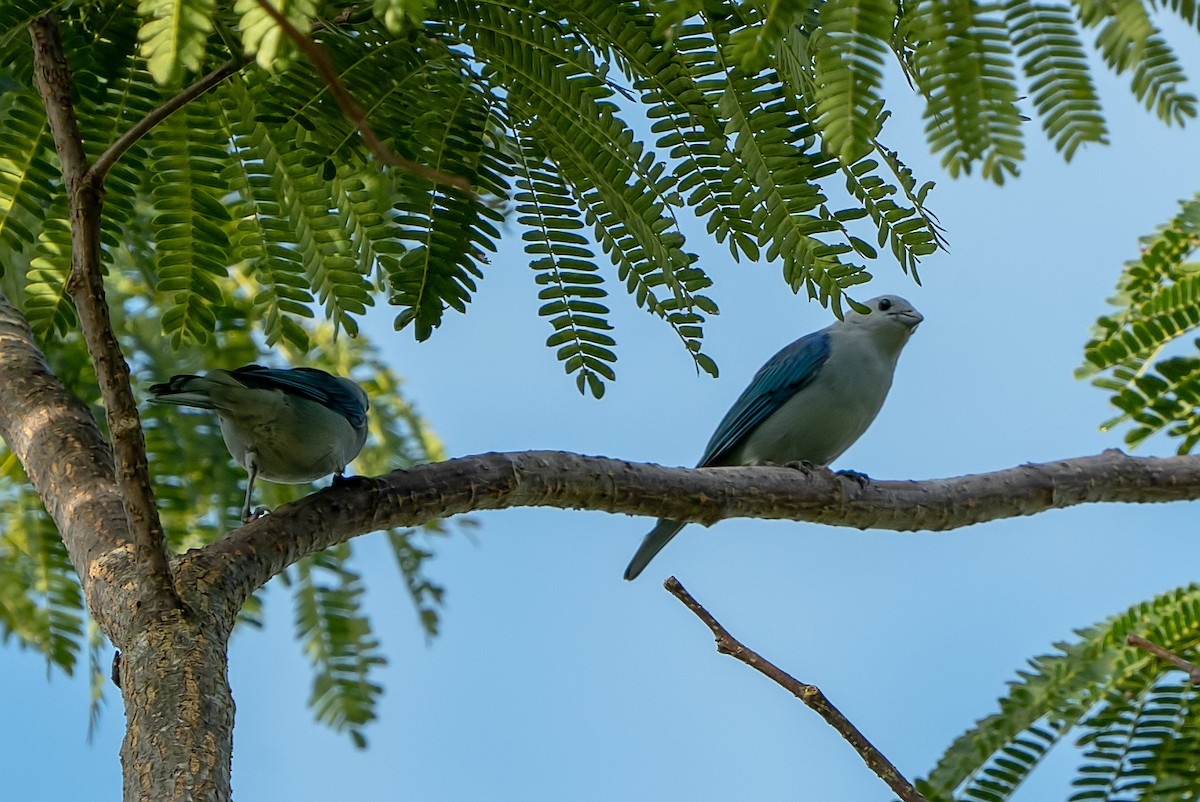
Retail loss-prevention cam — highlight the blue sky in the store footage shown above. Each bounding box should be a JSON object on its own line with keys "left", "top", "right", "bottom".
{"left": 6, "top": 23, "right": 1200, "bottom": 802}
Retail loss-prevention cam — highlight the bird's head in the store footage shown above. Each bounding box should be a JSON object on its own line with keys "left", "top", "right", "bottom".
{"left": 840, "top": 294, "right": 923, "bottom": 351}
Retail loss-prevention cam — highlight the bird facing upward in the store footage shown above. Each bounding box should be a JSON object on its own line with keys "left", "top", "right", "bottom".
{"left": 624, "top": 295, "right": 923, "bottom": 580}
{"left": 149, "top": 365, "right": 369, "bottom": 522}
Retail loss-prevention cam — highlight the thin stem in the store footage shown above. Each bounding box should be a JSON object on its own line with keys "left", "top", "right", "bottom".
{"left": 90, "top": 58, "right": 247, "bottom": 185}
{"left": 1127, "top": 633, "right": 1200, "bottom": 683}
{"left": 250, "top": 0, "right": 473, "bottom": 193}
{"left": 29, "top": 13, "right": 179, "bottom": 615}
{"left": 664, "top": 576, "right": 929, "bottom": 802}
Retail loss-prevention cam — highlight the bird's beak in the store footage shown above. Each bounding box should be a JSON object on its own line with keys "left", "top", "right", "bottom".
{"left": 893, "top": 309, "right": 924, "bottom": 330}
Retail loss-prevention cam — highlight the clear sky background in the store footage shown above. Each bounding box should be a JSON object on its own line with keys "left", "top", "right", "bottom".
{"left": 5, "top": 22, "right": 1200, "bottom": 802}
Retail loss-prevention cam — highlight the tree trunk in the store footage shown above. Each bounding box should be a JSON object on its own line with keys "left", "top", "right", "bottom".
{"left": 119, "top": 610, "right": 235, "bottom": 802}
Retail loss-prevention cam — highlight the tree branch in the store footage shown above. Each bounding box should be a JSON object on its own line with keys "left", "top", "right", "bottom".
{"left": 179, "top": 448, "right": 1200, "bottom": 610}
{"left": 664, "top": 576, "right": 928, "bottom": 802}
{"left": 0, "top": 290, "right": 135, "bottom": 620}
{"left": 29, "top": 14, "right": 178, "bottom": 615}
{"left": 250, "top": 0, "right": 473, "bottom": 193}
{"left": 1126, "top": 633, "right": 1200, "bottom": 683}
{"left": 89, "top": 58, "right": 247, "bottom": 185}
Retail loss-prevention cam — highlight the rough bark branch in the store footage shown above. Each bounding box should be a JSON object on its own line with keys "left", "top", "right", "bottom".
{"left": 179, "top": 448, "right": 1200, "bottom": 610}
{"left": 0, "top": 289, "right": 128, "bottom": 588}
{"left": 665, "top": 576, "right": 928, "bottom": 802}
{"left": 28, "top": 14, "right": 178, "bottom": 614}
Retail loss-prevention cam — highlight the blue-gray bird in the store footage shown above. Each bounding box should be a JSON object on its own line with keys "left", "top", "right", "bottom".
{"left": 624, "top": 295, "right": 923, "bottom": 580}
{"left": 149, "top": 365, "right": 369, "bottom": 522}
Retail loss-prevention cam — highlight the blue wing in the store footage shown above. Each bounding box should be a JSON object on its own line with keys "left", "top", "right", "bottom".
{"left": 697, "top": 330, "right": 831, "bottom": 466}
{"left": 231, "top": 365, "right": 368, "bottom": 429}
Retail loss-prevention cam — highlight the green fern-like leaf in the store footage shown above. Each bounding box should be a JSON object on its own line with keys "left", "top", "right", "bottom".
{"left": 1130, "top": 32, "right": 1198, "bottom": 125}
{"left": 233, "top": 0, "right": 319, "bottom": 70}
{"left": 540, "top": 1, "right": 758, "bottom": 266}
{"left": 135, "top": 0, "right": 216, "bottom": 85}
{"left": 1075, "top": 0, "right": 1198, "bottom": 125}
{"left": 70, "top": 7, "right": 161, "bottom": 251}
{"left": 387, "top": 528, "right": 445, "bottom": 638}
{"left": 148, "top": 95, "right": 232, "bottom": 347}
{"left": 461, "top": 0, "right": 717, "bottom": 385}
{"left": 636, "top": 11, "right": 761, "bottom": 263}
{"left": 919, "top": 585, "right": 1200, "bottom": 802}
{"left": 1079, "top": 195, "right": 1200, "bottom": 451}
{"left": 725, "top": 0, "right": 799, "bottom": 73}
{"left": 0, "top": 89, "right": 58, "bottom": 268}
{"left": 1004, "top": 0, "right": 1108, "bottom": 159}
{"left": 292, "top": 544, "right": 385, "bottom": 748}
{"left": 908, "top": 0, "right": 1025, "bottom": 183}
{"left": 373, "top": 0, "right": 431, "bottom": 33}
{"left": 258, "top": 118, "right": 372, "bottom": 337}
{"left": 217, "top": 77, "right": 315, "bottom": 352}
{"left": 0, "top": 466, "right": 83, "bottom": 674}
{"left": 1158, "top": 0, "right": 1200, "bottom": 30}
{"left": 25, "top": 212, "right": 75, "bottom": 337}
{"left": 703, "top": 9, "right": 875, "bottom": 312}
{"left": 810, "top": 0, "right": 895, "bottom": 164}
{"left": 840, "top": 145, "right": 943, "bottom": 278}
{"left": 515, "top": 142, "right": 616, "bottom": 396}
{"left": 332, "top": 168, "right": 404, "bottom": 328}
{"left": 371, "top": 40, "right": 508, "bottom": 341}
{"left": 1070, "top": 677, "right": 1200, "bottom": 801}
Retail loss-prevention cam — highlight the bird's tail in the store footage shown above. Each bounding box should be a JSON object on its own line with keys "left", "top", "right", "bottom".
{"left": 147, "top": 374, "right": 218, "bottom": 409}
{"left": 623, "top": 519, "right": 686, "bottom": 581}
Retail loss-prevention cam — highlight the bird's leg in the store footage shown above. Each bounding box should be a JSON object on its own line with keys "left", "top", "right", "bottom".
{"left": 782, "top": 459, "right": 819, "bottom": 472}
{"left": 331, "top": 468, "right": 349, "bottom": 487}
{"left": 241, "top": 455, "right": 265, "bottom": 523}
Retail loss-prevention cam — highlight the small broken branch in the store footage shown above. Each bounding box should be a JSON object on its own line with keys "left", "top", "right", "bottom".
{"left": 1127, "top": 633, "right": 1200, "bottom": 683}
{"left": 665, "top": 576, "right": 928, "bottom": 802}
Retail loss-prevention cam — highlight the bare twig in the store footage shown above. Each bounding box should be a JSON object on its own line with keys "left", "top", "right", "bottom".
{"left": 1127, "top": 633, "right": 1200, "bottom": 683}
{"left": 29, "top": 14, "right": 179, "bottom": 615}
{"left": 664, "top": 576, "right": 929, "bottom": 802}
{"left": 90, "top": 58, "right": 247, "bottom": 184}
{"left": 250, "top": 0, "right": 473, "bottom": 193}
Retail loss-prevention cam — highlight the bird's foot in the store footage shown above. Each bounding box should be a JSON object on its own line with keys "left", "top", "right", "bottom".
{"left": 835, "top": 469, "right": 870, "bottom": 488}
{"left": 241, "top": 506, "right": 269, "bottom": 523}
{"left": 331, "top": 472, "right": 352, "bottom": 487}
{"left": 783, "top": 460, "right": 819, "bottom": 472}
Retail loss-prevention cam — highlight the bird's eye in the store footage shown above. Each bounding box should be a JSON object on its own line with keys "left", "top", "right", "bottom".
{"left": 877, "top": 298, "right": 892, "bottom": 311}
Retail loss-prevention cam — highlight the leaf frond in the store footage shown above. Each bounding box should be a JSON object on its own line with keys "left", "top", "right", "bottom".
{"left": 1004, "top": 0, "right": 1108, "bottom": 159}
{"left": 0, "top": 88, "right": 58, "bottom": 269}
{"left": 908, "top": 0, "right": 1025, "bottom": 184}
{"left": 135, "top": 0, "right": 217, "bottom": 85}
{"left": 147, "top": 94, "right": 232, "bottom": 347}
{"left": 515, "top": 141, "right": 617, "bottom": 397}
{"left": 292, "top": 543, "right": 385, "bottom": 748}
{"left": 1079, "top": 195, "right": 1200, "bottom": 450}
{"left": 920, "top": 585, "right": 1200, "bottom": 802}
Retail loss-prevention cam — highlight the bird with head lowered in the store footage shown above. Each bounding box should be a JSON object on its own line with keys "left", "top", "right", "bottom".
{"left": 149, "top": 365, "right": 369, "bottom": 522}
{"left": 624, "top": 295, "right": 923, "bottom": 580}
